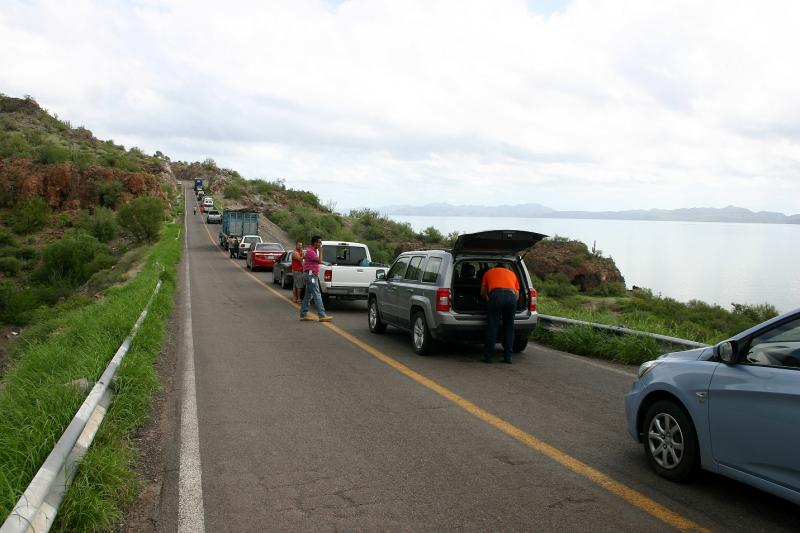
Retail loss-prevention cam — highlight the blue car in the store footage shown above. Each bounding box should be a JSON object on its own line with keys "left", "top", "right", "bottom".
{"left": 625, "top": 308, "right": 800, "bottom": 505}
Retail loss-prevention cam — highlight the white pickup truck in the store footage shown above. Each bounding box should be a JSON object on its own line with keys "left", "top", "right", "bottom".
{"left": 317, "top": 241, "right": 387, "bottom": 306}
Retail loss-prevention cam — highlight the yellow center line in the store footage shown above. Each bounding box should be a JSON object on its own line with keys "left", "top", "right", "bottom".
{"left": 192, "top": 195, "right": 711, "bottom": 533}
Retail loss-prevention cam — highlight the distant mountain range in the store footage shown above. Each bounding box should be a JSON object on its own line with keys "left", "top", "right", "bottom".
{"left": 381, "top": 203, "right": 800, "bottom": 224}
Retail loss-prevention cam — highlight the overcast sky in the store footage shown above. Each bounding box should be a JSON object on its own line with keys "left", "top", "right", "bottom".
{"left": 2, "top": 0, "right": 799, "bottom": 213}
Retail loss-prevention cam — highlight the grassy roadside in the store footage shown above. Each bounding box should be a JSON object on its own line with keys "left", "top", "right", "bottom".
{"left": 0, "top": 222, "right": 181, "bottom": 531}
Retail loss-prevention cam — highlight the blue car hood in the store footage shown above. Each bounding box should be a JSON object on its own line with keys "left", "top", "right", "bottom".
{"left": 658, "top": 347, "right": 713, "bottom": 362}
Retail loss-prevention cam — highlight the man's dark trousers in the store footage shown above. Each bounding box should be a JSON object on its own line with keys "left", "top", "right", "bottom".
{"left": 485, "top": 289, "right": 517, "bottom": 361}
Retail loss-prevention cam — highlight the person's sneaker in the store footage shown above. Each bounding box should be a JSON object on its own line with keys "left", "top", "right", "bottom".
{"left": 318, "top": 316, "right": 333, "bottom": 322}
{"left": 300, "top": 316, "right": 315, "bottom": 321}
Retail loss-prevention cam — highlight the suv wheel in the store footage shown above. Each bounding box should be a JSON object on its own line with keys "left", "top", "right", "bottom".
{"left": 512, "top": 335, "right": 529, "bottom": 353}
{"left": 368, "top": 298, "right": 387, "bottom": 333}
{"left": 281, "top": 273, "right": 290, "bottom": 289}
{"left": 642, "top": 400, "right": 699, "bottom": 482}
{"left": 411, "top": 311, "right": 433, "bottom": 355}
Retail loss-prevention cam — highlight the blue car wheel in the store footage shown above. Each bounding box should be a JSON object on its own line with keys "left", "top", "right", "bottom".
{"left": 643, "top": 400, "right": 700, "bottom": 482}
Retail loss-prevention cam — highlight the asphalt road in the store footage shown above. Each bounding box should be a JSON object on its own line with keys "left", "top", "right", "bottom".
{"left": 173, "top": 187, "right": 799, "bottom": 532}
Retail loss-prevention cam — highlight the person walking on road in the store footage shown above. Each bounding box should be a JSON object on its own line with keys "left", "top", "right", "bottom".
{"left": 291, "top": 239, "right": 305, "bottom": 304}
{"left": 193, "top": 205, "right": 197, "bottom": 215}
{"left": 299, "top": 235, "right": 332, "bottom": 322}
{"left": 480, "top": 263, "right": 519, "bottom": 364}
{"left": 229, "top": 235, "right": 240, "bottom": 258}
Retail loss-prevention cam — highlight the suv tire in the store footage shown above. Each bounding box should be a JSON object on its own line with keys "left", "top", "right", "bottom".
{"left": 642, "top": 400, "right": 700, "bottom": 482}
{"left": 512, "top": 335, "right": 529, "bottom": 353}
{"left": 411, "top": 311, "right": 434, "bottom": 355}
{"left": 368, "top": 298, "right": 387, "bottom": 333}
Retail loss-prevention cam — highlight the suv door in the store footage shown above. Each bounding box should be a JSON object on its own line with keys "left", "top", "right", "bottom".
{"left": 708, "top": 315, "right": 800, "bottom": 490}
{"left": 382, "top": 256, "right": 411, "bottom": 323}
{"left": 393, "top": 255, "right": 425, "bottom": 328}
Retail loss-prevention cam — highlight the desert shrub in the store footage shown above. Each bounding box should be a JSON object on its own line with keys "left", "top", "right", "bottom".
{"left": 35, "top": 230, "right": 113, "bottom": 287}
{"left": 224, "top": 181, "right": 244, "bottom": 200}
{"left": 731, "top": 302, "right": 779, "bottom": 324}
{"left": 0, "top": 227, "right": 16, "bottom": 246}
{"left": 589, "top": 281, "right": 627, "bottom": 297}
{"left": 248, "top": 179, "right": 285, "bottom": 195}
{"left": 118, "top": 196, "right": 164, "bottom": 243}
{"left": 0, "top": 131, "right": 31, "bottom": 158}
{"left": 14, "top": 245, "right": 37, "bottom": 261}
{"left": 10, "top": 196, "right": 50, "bottom": 234}
{"left": 78, "top": 207, "right": 118, "bottom": 242}
{"left": 536, "top": 273, "right": 578, "bottom": 298}
{"left": 97, "top": 180, "right": 124, "bottom": 208}
{"left": 419, "top": 226, "right": 444, "bottom": 244}
{"left": 0, "top": 282, "right": 70, "bottom": 325}
{"left": 0, "top": 256, "right": 20, "bottom": 276}
{"left": 36, "top": 142, "right": 70, "bottom": 164}
{"left": 70, "top": 149, "right": 94, "bottom": 170}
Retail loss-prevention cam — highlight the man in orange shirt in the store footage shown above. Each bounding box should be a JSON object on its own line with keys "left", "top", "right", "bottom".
{"left": 480, "top": 263, "right": 520, "bottom": 364}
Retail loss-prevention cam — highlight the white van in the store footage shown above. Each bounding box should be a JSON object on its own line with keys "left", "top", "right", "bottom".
{"left": 202, "top": 196, "right": 213, "bottom": 208}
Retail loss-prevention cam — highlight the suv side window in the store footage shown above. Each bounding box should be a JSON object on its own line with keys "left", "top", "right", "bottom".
{"left": 744, "top": 317, "right": 800, "bottom": 369}
{"left": 405, "top": 256, "right": 424, "bottom": 281}
{"left": 421, "top": 257, "right": 443, "bottom": 284}
{"left": 388, "top": 256, "right": 410, "bottom": 281}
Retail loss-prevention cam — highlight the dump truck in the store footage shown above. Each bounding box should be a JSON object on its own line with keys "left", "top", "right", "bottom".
{"left": 219, "top": 210, "right": 259, "bottom": 250}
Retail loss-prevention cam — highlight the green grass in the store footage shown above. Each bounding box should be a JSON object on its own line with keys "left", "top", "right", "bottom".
{"left": 0, "top": 223, "right": 181, "bottom": 531}
{"left": 533, "top": 325, "right": 662, "bottom": 366}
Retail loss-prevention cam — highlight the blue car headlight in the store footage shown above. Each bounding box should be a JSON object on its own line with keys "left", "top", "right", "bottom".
{"left": 637, "top": 360, "right": 663, "bottom": 379}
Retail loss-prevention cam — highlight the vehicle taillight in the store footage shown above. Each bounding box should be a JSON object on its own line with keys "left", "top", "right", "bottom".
{"left": 324, "top": 270, "right": 332, "bottom": 282}
{"left": 436, "top": 288, "right": 451, "bottom": 312}
{"left": 529, "top": 288, "right": 537, "bottom": 313}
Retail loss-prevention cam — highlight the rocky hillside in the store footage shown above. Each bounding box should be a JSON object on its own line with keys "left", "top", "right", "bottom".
{"left": 0, "top": 94, "right": 174, "bottom": 211}
{"left": 524, "top": 237, "right": 624, "bottom": 292}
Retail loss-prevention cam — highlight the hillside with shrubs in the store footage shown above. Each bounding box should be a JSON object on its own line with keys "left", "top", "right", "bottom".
{"left": 0, "top": 94, "right": 178, "bottom": 328}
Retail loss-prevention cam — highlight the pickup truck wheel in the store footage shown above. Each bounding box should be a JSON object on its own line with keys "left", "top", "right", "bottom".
{"left": 512, "top": 335, "right": 529, "bottom": 353}
{"left": 321, "top": 293, "right": 330, "bottom": 308}
{"left": 368, "top": 298, "right": 387, "bottom": 333}
{"left": 411, "top": 311, "right": 433, "bottom": 355}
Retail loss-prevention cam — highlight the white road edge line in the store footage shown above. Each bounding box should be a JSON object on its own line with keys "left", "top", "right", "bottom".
{"left": 178, "top": 189, "right": 206, "bottom": 533}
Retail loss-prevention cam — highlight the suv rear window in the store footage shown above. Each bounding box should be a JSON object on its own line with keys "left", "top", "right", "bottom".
{"left": 323, "top": 245, "right": 368, "bottom": 266}
{"left": 243, "top": 236, "right": 260, "bottom": 244}
{"left": 421, "top": 257, "right": 442, "bottom": 283}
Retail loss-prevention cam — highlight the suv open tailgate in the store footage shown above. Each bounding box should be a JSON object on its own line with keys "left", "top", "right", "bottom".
{"left": 452, "top": 230, "right": 547, "bottom": 256}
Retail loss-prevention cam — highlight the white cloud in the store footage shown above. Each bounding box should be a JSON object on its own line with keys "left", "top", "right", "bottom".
{"left": 2, "top": 0, "right": 800, "bottom": 212}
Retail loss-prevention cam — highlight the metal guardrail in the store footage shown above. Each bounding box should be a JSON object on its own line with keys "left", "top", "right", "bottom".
{"left": 1, "top": 279, "right": 163, "bottom": 533}
{"left": 537, "top": 314, "right": 709, "bottom": 349}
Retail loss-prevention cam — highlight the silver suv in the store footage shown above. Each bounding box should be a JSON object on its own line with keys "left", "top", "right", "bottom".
{"left": 368, "top": 230, "right": 546, "bottom": 355}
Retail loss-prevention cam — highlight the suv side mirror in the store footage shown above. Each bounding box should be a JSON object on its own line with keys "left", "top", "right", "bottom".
{"left": 716, "top": 340, "right": 739, "bottom": 364}
{"left": 376, "top": 270, "right": 386, "bottom": 280}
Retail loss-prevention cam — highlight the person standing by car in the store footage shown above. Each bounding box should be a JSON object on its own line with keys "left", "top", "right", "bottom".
{"left": 299, "top": 235, "right": 332, "bottom": 322}
{"left": 229, "top": 235, "right": 240, "bottom": 258}
{"left": 480, "top": 263, "right": 519, "bottom": 364}
{"left": 291, "top": 240, "right": 305, "bottom": 304}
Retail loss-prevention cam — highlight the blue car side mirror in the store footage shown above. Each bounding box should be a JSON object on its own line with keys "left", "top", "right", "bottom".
{"left": 717, "top": 340, "right": 739, "bottom": 364}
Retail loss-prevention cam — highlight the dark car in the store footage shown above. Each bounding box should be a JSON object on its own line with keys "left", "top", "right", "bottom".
{"left": 272, "top": 251, "right": 295, "bottom": 289}
{"left": 246, "top": 242, "right": 285, "bottom": 271}
{"left": 368, "top": 230, "right": 545, "bottom": 355}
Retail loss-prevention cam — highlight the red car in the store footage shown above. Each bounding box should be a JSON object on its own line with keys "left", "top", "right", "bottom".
{"left": 246, "top": 242, "right": 285, "bottom": 271}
